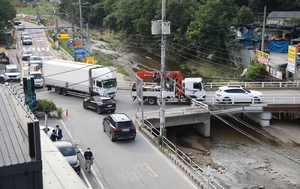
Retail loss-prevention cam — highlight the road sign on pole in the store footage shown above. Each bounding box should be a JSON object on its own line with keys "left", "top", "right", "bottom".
{"left": 36, "top": 15, "right": 41, "bottom": 21}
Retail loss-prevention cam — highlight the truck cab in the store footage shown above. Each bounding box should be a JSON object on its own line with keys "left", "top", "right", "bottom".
{"left": 182, "top": 78, "right": 206, "bottom": 101}
{"left": 4, "top": 65, "right": 21, "bottom": 82}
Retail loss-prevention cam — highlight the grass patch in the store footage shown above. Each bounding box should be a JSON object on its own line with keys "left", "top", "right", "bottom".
{"left": 116, "top": 64, "right": 129, "bottom": 76}
{"left": 15, "top": 2, "right": 53, "bottom": 19}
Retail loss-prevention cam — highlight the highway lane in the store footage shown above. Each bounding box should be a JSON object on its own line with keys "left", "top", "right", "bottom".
{"left": 37, "top": 90, "right": 198, "bottom": 189}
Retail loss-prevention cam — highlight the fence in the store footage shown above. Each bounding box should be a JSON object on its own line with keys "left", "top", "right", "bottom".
{"left": 140, "top": 119, "right": 224, "bottom": 189}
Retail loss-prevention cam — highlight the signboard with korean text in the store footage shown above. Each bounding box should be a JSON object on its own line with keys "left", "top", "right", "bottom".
{"left": 73, "top": 46, "right": 86, "bottom": 56}
{"left": 255, "top": 50, "right": 269, "bottom": 65}
{"left": 269, "top": 66, "right": 282, "bottom": 80}
{"left": 287, "top": 45, "right": 296, "bottom": 74}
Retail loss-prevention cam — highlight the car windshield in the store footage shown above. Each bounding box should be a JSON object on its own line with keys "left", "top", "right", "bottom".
{"left": 57, "top": 145, "right": 76, "bottom": 156}
{"left": 102, "top": 78, "right": 117, "bottom": 88}
{"left": 7, "top": 68, "right": 18, "bottom": 72}
{"left": 31, "top": 74, "right": 42, "bottom": 79}
{"left": 24, "top": 51, "right": 32, "bottom": 54}
{"left": 31, "top": 57, "right": 41, "bottom": 60}
{"left": 116, "top": 121, "right": 133, "bottom": 129}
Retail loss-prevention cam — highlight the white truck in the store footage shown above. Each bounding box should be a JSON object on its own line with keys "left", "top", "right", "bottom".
{"left": 43, "top": 59, "right": 117, "bottom": 98}
{"left": 131, "top": 70, "right": 206, "bottom": 105}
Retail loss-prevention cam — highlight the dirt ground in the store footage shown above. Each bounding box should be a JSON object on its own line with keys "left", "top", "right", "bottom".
{"left": 174, "top": 119, "right": 300, "bottom": 189}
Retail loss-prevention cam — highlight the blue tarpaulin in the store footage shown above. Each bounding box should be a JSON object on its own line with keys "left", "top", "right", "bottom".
{"left": 268, "top": 40, "right": 289, "bottom": 53}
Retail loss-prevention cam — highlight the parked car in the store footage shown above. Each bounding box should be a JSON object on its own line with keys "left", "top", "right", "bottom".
{"left": 21, "top": 50, "right": 33, "bottom": 60}
{"left": 83, "top": 96, "right": 116, "bottom": 114}
{"left": 21, "top": 32, "right": 30, "bottom": 40}
{"left": 29, "top": 56, "right": 42, "bottom": 68}
{"left": 14, "top": 20, "right": 22, "bottom": 25}
{"left": 3, "top": 65, "right": 21, "bottom": 82}
{"left": 22, "top": 36, "right": 32, "bottom": 45}
{"left": 0, "top": 75, "right": 7, "bottom": 84}
{"left": 102, "top": 113, "right": 136, "bottom": 141}
{"left": 215, "top": 86, "right": 263, "bottom": 103}
{"left": 53, "top": 140, "right": 81, "bottom": 174}
{"left": 39, "top": 126, "right": 55, "bottom": 137}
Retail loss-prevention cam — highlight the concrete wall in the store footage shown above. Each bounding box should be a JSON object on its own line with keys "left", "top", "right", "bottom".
{"left": 145, "top": 112, "right": 211, "bottom": 137}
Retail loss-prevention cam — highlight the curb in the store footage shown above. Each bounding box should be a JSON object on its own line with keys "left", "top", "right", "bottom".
{"left": 139, "top": 126, "right": 209, "bottom": 189}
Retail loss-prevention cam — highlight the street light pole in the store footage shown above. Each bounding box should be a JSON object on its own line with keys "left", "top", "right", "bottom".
{"left": 160, "top": 0, "right": 166, "bottom": 138}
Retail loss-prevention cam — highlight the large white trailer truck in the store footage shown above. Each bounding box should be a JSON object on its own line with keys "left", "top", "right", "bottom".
{"left": 43, "top": 59, "right": 117, "bottom": 98}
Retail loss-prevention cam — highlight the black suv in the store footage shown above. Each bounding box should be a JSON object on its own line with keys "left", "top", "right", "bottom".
{"left": 53, "top": 140, "right": 81, "bottom": 174}
{"left": 83, "top": 96, "right": 116, "bottom": 114}
{"left": 102, "top": 113, "right": 136, "bottom": 141}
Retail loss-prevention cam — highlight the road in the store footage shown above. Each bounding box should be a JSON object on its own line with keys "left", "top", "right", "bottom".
{"left": 37, "top": 90, "right": 198, "bottom": 189}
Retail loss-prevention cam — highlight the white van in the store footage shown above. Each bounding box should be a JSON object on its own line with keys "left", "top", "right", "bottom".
{"left": 4, "top": 65, "right": 21, "bottom": 82}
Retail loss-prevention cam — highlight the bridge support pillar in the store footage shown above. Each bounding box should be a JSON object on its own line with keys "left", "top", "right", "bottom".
{"left": 191, "top": 113, "right": 210, "bottom": 137}
{"left": 244, "top": 112, "right": 272, "bottom": 126}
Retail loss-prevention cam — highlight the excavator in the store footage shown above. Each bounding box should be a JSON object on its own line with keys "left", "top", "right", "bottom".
{"left": 132, "top": 70, "right": 206, "bottom": 105}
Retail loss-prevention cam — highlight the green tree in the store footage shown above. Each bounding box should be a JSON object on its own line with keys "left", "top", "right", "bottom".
{"left": 186, "top": 0, "right": 237, "bottom": 62}
{"left": 0, "top": 0, "right": 16, "bottom": 23}
{"left": 245, "top": 60, "right": 266, "bottom": 81}
{"left": 237, "top": 6, "right": 255, "bottom": 23}
{"left": 33, "top": 99, "right": 57, "bottom": 115}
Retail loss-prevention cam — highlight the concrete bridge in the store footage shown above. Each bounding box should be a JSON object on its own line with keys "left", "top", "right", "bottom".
{"left": 135, "top": 102, "right": 300, "bottom": 138}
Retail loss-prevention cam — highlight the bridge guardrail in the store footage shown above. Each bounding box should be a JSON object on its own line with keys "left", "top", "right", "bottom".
{"left": 205, "top": 81, "right": 300, "bottom": 90}
{"left": 140, "top": 118, "right": 223, "bottom": 189}
{"left": 202, "top": 97, "right": 300, "bottom": 105}
{"left": 117, "top": 81, "right": 300, "bottom": 91}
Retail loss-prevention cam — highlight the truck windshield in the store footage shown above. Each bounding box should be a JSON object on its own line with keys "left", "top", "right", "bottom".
{"left": 102, "top": 78, "right": 117, "bottom": 88}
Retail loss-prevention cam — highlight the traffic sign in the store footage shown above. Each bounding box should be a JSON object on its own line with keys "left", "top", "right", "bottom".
{"left": 74, "top": 47, "right": 85, "bottom": 51}
{"left": 24, "top": 16, "right": 30, "bottom": 21}
{"left": 49, "top": 18, "right": 54, "bottom": 23}
{"left": 36, "top": 15, "right": 41, "bottom": 21}
{"left": 74, "top": 51, "right": 86, "bottom": 56}
{"left": 25, "top": 93, "right": 37, "bottom": 105}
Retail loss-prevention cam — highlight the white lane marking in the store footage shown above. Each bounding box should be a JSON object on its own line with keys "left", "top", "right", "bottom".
{"left": 60, "top": 119, "right": 104, "bottom": 189}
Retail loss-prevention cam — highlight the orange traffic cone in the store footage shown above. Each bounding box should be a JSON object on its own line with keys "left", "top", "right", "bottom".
{"left": 66, "top": 108, "right": 68, "bottom": 117}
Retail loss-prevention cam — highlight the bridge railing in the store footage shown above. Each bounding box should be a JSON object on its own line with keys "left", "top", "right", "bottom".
{"left": 140, "top": 106, "right": 208, "bottom": 118}
{"left": 205, "top": 81, "right": 300, "bottom": 90}
{"left": 140, "top": 119, "right": 223, "bottom": 189}
{"left": 117, "top": 81, "right": 300, "bottom": 90}
{"left": 202, "top": 97, "right": 300, "bottom": 105}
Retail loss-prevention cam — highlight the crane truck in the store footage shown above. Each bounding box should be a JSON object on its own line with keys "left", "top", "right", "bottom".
{"left": 131, "top": 70, "right": 206, "bottom": 105}
{"left": 43, "top": 59, "right": 117, "bottom": 98}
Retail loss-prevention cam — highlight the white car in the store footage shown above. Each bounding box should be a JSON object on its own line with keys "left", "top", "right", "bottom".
{"left": 21, "top": 32, "right": 30, "bottom": 40}
{"left": 21, "top": 50, "right": 33, "bottom": 60}
{"left": 215, "top": 86, "right": 263, "bottom": 103}
{"left": 29, "top": 56, "right": 42, "bottom": 67}
{"left": 22, "top": 36, "right": 32, "bottom": 45}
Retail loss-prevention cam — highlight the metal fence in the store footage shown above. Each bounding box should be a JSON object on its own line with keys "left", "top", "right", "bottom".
{"left": 141, "top": 119, "right": 224, "bottom": 189}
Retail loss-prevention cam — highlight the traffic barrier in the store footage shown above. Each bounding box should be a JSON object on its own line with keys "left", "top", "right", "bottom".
{"left": 65, "top": 108, "right": 68, "bottom": 117}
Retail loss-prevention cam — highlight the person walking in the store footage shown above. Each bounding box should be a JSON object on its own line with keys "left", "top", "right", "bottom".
{"left": 84, "top": 147, "right": 94, "bottom": 173}
{"left": 50, "top": 129, "right": 57, "bottom": 141}
{"left": 55, "top": 125, "right": 63, "bottom": 140}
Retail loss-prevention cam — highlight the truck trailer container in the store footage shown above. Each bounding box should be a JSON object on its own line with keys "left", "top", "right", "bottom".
{"left": 43, "top": 59, "right": 117, "bottom": 98}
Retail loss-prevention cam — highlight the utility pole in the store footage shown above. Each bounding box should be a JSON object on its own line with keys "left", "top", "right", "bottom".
{"left": 261, "top": 6, "right": 266, "bottom": 52}
{"left": 86, "top": 23, "right": 90, "bottom": 56}
{"left": 79, "top": 0, "right": 83, "bottom": 46}
{"left": 54, "top": 3, "right": 58, "bottom": 32}
{"left": 160, "top": 0, "right": 166, "bottom": 138}
{"left": 71, "top": 9, "right": 75, "bottom": 40}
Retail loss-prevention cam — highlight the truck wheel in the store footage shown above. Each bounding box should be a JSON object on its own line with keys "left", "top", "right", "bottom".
{"left": 148, "top": 97, "right": 156, "bottom": 105}
{"left": 55, "top": 87, "right": 62, "bottom": 94}
{"left": 62, "top": 88, "right": 68, "bottom": 96}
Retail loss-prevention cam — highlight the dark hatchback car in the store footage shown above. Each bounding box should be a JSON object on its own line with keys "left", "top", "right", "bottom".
{"left": 0, "top": 75, "right": 7, "bottom": 84}
{"left": 83, "top": 96, "right": 116, "bottom": 114}
{"left": 53, "top": 140, "right": 81, "bottom": 174}
{"left": 102, "top": 113, "right": 136, "bottom": 141}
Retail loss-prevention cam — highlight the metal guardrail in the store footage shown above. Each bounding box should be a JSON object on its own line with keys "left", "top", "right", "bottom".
{"left": 201, "top": 97, "right": 300, "bottom": 105}
{"left": 140, "top": 118, "right": 224, "bottom": 189}
{"left": 205, "top": 81, "right": 300, "bottom": 90}
{"left": 117, "top": 81, "right": 300, "bottom": 91}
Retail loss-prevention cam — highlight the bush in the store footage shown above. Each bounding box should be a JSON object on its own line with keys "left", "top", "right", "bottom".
{"left": 56, "top": 107, "right": 63, "bottom": 118}
{"left": 33, "top": 99, "right": 56, "bottom": 115}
